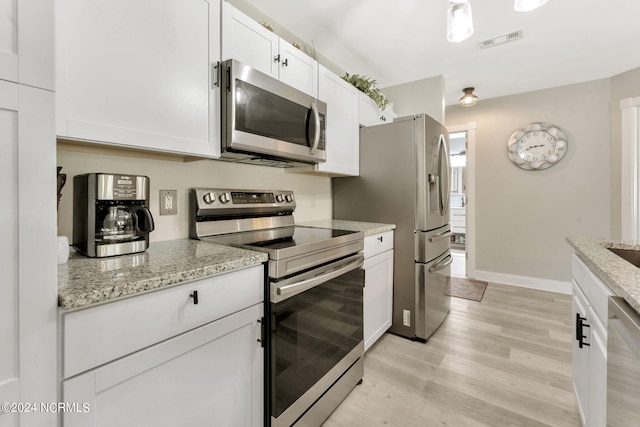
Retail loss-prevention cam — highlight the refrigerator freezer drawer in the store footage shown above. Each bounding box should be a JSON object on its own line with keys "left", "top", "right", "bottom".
{"left": 415, "top": 225, "right": 451, "bottom": 263}
{"left": 415, "top": 252, "right": 451, "bottom": 341}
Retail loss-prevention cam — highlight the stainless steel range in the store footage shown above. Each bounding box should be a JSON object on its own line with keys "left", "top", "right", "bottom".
{"left": 190, "top": 189, "right": 365, "bottom": 427}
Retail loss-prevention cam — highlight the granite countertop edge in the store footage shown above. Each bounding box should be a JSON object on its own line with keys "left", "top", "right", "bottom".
{"left": 58, "top": 239, "right": 268, "bottom": 311}
{"left": 566, "top": 236, "right": 640, "bottom": 313}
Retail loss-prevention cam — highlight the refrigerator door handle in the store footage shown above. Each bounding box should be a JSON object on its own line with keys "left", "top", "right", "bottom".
{"left": 428, "top": 253, "right": 453, "bottom": 273}
{"left": 438, "top": 134, "right": 451, "bottom": 216}
{"left": 429, "top": 229, "right": 452, "bottom": 242}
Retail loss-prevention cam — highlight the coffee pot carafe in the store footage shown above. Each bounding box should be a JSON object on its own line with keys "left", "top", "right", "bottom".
{"left": 99, "top": 205, "right": 154, "bottom": 242}
{"left": 73, "top": 173, "right": 155, "bottom": 257}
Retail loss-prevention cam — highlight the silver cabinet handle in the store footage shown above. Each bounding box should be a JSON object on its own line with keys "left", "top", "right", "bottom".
{"left": 429, "top": 229, "right": 452, "bottom": 242}
{"left": 309, "top": 101, "right": 321, "bottom": 154}
{"left": 429, "top": 254, "right": 452, "bottom": 273}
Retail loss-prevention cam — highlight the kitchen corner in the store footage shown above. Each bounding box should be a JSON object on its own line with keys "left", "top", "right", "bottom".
{"left": 566, "top": 236, "right": 640, "bottom": 312}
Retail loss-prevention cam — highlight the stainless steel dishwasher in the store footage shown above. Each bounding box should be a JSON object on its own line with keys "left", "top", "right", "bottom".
{"left": 607, "top": 296, "right": 640, "bottom": 426}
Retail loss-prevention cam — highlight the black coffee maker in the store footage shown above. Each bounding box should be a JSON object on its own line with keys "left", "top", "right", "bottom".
{"left": 73, "top": 173, "right": 155, "bottom": 257}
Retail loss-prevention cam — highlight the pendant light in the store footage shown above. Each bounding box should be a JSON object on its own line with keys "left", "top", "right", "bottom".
{"left": 514, "top": 0, "right": 548, "bottom": 12}
{"left": 447, "top": 1, "right": 474, "bottom": 43}
{"left": 459, "top": 87, "right": 479, "bottom": 107}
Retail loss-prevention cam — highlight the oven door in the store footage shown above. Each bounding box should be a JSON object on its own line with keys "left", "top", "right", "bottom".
{"left": 270, "top": 253, "right": 364, "bottom": 427}
{"left": 221, "top": 59, "right": 326, "bottom": 164}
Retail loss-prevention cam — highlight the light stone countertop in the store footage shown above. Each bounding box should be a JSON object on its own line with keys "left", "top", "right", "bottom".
{"left": 567, "top": 236, "right": 640, "bottom": 314}
{"left": 57, "top": 239, "right": 268, "bottom": 310}
{"left": 299, "top": 219, "right": 396, "bottom": 237}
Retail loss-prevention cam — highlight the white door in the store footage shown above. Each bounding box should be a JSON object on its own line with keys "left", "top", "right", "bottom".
{"left": 56, "top": 0, "right": 221, "bottom": 157}
{"left": 317, "top": 65, "right": 359, "bottom": 176}
{"left": 63, "top": 303, "right": 264, "bottom": 427}
{"left": 277, "top": 38, "right": 318, "bottom": 97}
{"left": 572, "top": 285, "right": 590, "bottom": 426}
{"left": 0, "top": 0, "right": 54, "bottom": 89}
{"left": 221, "top": 2, "right": 279, "bottom": 79}
{"left": 0, "top": 81, "right": 57, "bottom": 427}
{"left": 364, "top": 250, "right": 394, "bottom": 351}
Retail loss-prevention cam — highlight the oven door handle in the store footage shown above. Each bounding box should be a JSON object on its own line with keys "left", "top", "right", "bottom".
{"left": 274, "top": 255, "right": 364, "bottom": 302}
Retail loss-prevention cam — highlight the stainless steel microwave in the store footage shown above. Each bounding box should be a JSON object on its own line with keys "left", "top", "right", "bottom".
{"left": 220, "top": 59, "right": 327, "bottom": 166}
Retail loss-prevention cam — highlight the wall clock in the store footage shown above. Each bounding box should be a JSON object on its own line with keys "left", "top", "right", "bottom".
{"left": 507, "top": 122, "right": 568, "bottom": 170}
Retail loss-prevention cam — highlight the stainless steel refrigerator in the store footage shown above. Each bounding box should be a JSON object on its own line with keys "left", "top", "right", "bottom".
{"left": 333, "top": 113, "right": 452, "bottom": 341}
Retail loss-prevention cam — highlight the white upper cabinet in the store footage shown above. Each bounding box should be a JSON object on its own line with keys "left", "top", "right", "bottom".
{"left": 316, "top": 65, "right": 359, "bottom": 176}
{"left": 359, "top": 93, "right": 395, "bottom": 127}
{"left": 56, "top": 0, "right": 221, "bottom": 157}
{"left": 221, "top": 2, "right": 318, "bottom": 97}
{"left": 0, "top": 0, "right": 54, "bottom": 90}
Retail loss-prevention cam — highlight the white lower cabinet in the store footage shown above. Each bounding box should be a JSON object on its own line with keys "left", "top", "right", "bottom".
{"left": 363, "top": 231, "right": 394, "bottom": 352}
{"left": 61, "top": 265, "right": 265, "bottom": 427}
{"left": 571, "top": 254, "right": 613, "bottom": 427}
{"left": 63, "top": 303, "right": 263, "bottom": 427}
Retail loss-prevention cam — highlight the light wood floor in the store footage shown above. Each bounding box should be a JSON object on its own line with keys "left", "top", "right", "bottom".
{"left": 323, "top": 283, "right": 581, "bottom": 427}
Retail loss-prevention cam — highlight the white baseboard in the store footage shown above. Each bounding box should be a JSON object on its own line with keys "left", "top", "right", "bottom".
{"left": 473, "top": 269, "right": 572, "bottom": 295}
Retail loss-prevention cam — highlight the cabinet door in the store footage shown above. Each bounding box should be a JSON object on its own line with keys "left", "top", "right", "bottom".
{"left": 278, "top": 38, "right": 318, "bottom": 97}
{"left": 0, "top": 82, "right": 57, "bottom": 427}
{"left": 0, "top": 0, "right": 54, "bottom": 89}
{"left": 364, "top": 249, "right": 394, "bottom": 352}
{"left": 316, "top": 65, "right": 359, "bottom": 176}
{"left": 56, "top": 0, "right": 221, "bottom": 157}
{"left": 572, "top": 284, "right": 590, "bottom": 426}
{"left": 589, "top": 317, "right": 607, "bottom": 427}
{"left": 221, "top": 2, "right": 279, "bottom": 79}
{"left": 63, "top": 303, "right": 264, "bottom": 427}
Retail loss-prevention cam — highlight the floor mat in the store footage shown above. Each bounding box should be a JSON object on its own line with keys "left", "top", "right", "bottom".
{"left": 445, "top": 277, "right": 488, "bottom": 302}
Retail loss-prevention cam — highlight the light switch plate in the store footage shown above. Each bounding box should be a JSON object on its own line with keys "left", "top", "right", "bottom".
{"left": 159, "top": 190, "right": 177, "bottom": 215}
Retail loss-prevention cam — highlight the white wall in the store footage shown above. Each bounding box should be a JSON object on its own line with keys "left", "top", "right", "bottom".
{"left": 57, "top": 148, "right": 332, "bottom": 242}
{"left": 382, "top": 75, "right": 445, "bottom": 123}
{"left": 609, "top": 67, "right": 640, "bottom": 238}
{"left": 446, "top": 78, "right": 612, "bottom": 283}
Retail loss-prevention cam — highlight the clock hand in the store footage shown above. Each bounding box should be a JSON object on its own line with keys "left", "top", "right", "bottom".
{"left": 523, "top": 144, "right": 545, "bottom": 151}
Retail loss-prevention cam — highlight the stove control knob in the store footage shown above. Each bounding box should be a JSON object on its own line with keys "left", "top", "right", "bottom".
{"left": 219, "top": 192, "right": 231, "bottom": 204}
{"left": 275, "top": 194, "right": 285, "bottom": 203}
{"left": 285, "top": 194, "right": 294, "bottom": 203}
{"left": 203, "top": 192, "right": 215, "bottom": 204}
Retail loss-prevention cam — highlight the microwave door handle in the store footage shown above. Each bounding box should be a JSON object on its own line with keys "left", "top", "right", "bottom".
{"left": 309, "top": 101, "right": 321, "bottom": 154}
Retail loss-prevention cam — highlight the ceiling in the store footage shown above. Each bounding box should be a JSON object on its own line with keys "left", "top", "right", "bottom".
{"left": 240, "top": 0, "right": 640, "bottom": 106}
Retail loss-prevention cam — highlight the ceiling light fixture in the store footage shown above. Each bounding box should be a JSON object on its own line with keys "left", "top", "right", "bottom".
{"left": 514, "top": 0, "right": 548, "bottom": 12}
{"left": 447, "top": 1, "right": 474, "bottom": 43}
{"left": 459, "top": 87, "right": 479, "bottom": 107}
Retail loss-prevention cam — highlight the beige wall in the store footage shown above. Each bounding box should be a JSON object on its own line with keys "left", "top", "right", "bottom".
{"left": 446, "top": 79, "right": 612, "bottom": 282}
{"left": 609, "top": 67, "right": 640, "bottom": 238}
{"left": 382, "top": 76, "right": 445, "bottom": 124}
{"left": 56, "top": 149, "right": 332, "bottom": 242}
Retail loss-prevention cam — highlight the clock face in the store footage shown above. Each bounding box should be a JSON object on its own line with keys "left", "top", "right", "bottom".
{"left": 507, "top": 123, "right": 568, "bottom": 170}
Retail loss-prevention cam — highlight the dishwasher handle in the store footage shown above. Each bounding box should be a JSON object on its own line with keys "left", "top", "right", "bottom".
{"left": 609, "top": 296, "right": 640, "bottom": 360}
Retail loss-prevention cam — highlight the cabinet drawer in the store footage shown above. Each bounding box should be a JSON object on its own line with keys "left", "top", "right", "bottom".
{"left": 62, "top": 265, "right": 264, "bottom": 379}
{"left": 572, "top": 254, "right": 589, "bottom": 296}
{"left": 364, "top": 231, "right": 394, "bottom": 258}
{"left": 588, "top": 271, "right": 614, "bottom": 325}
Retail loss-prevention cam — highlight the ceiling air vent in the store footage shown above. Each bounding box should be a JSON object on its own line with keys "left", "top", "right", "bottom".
{"left": 479, "top": 29, "right": 524, "bottom": 49}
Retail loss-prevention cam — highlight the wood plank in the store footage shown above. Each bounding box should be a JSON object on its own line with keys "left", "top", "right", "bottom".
{"left": 323, "top": 283, "right": 581, "bottom": 426}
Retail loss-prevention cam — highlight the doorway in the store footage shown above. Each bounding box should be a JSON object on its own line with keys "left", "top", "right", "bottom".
{"left": 447, "top": 122, "right": 476, "bottom": 279}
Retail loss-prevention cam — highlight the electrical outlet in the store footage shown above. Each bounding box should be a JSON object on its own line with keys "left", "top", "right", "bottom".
{"left": 403, "top": 309, "right": 411, "bottom": 327}
{"left": 159, "top": 190, "right": 177, "bottom": 215}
